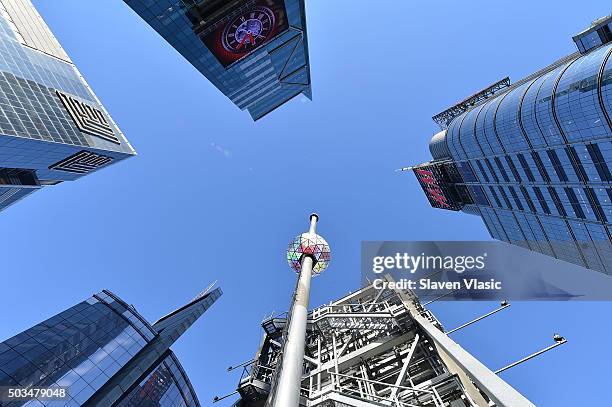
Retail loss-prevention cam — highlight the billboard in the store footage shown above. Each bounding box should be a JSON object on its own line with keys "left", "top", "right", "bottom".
{"left": 413, "top": 163, "right": 464, "bottom": 211}
{"left": 201, "top": 0, "right": 289, "bottom": 67}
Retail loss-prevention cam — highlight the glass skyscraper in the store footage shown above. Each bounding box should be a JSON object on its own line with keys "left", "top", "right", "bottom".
{"left": 0, "top": 286, "right": 222, "bottom": 406}
{"left": 0, "top": 0, "right": 136, "bottom": 212}
{"left": 413, "top": 15, "right": 612, "bottom": 274}
{"left": 123, "top": 0, "right": 312, "bottom": 121}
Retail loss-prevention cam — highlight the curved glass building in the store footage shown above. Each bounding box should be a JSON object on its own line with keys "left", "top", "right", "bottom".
{"left": 413, "top": 15, "right": 612, "bottom": 274}
{"left": 0, "top": 287, "right": 221, "bottom": 406}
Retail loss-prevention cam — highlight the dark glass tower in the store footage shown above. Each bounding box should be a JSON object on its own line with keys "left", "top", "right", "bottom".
{"left": 412, "top": 15, "right": 612, "bottom": 274}
{"left": 0, "top": 286, "right": 222, "bottom": 406}
{"left": 0, "top": 0, "right": 136, "bottom": 212}
{"left": 123, "top": 0, "right": 312, "bottom": 121}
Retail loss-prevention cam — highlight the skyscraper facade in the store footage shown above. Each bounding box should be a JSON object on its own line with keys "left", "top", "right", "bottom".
{"left": 0, "top": 286, "right": 222, "bottom": 406}
{"left": 0, "top": 0, "right": 136, "bottom": 212}
{"left": 412, "top": 15, "right": 612, "bottom": 274}
{"left": 123, "top": 0, "right": 312, "bottom": 121}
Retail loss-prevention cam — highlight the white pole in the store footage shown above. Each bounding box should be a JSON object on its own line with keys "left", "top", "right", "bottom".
{"left": 272, "top": 214, "right": 318, "bottom": 407}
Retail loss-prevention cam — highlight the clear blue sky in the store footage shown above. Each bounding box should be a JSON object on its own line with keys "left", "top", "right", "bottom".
{"left": 1, "top": 1, "right": 611, "bottom": 405}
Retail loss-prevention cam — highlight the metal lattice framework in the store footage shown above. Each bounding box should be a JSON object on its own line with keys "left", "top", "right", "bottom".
{"left": 231, "top": 283, "right": 534, "bottom": 407}
{"left": 431, "top": 77, "right": 510, "bottom": 129}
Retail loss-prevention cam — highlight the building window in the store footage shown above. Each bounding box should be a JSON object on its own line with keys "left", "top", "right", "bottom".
{"left": 517, "top": 153, "right": 535, "bottom": 182}
{"left": 475, "top": 160, "right": 490, "bottom": 182}
{"left": 533, "top": 187, "right": 551, "bottom": 215}
{"left": 468, "top": 186, "right": 489, "bottom": 206}
{"left": 548, "top": 187, "right": 567, "bottom": 217}
{"left": 484, "top": 159, "right": 500, "bottom": 182}
{"left": 488, "top": 186, "right": 502, "bottom": 207}
{"left": 506, "top": 156, "right": 522, "bottom": 183}
{"left": 508, "top": 186, "right": 524, "bottom": 211}
{"left": 531, "top": 152, "right": 551, "bottom": 182}
{"left": 564, "top": 187, "right": 586, "bottom": 219}
{"left": 585, "top": 187, "right": 607, "bottom": 223}
{"left": 456, "top": 161, "right": 477, "bottom": 183}
{"left": 586, "top": 143, "right": 612, "bottom": 182}
{"left": 546, "top": 150, "right": 569, "bottom": 182}
{"left": 0, "top": 168, "right": 38, "bottom": 186}
{"left": 565, "top": 146, "right": 589, "bottom": 182}
{"left": 520, "top": 186, "right": 537, "bottom": 213}
{"left": 498, "top": 186, "right": 513, "bottom": 209}
{"left": 494, "top": 157, "right": 511, "bottom": 182}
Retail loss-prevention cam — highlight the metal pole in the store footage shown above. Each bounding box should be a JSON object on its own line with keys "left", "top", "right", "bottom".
{"left": 446, "top": 302, "right": 510, "bottom": 335}
{"left": 212, "top": 391, "right": 239, "bottom": 403}
{"left": 423, "top": 289, "right": 459, "bottom": 306}
{"left": 494, "top": 337, "right": 567, "bottom": 374}
{"left": 272, "top": 214, "right": 318, "bottom": 407}
{"left": 227, "top": 359, "right": 255, "bottom": 372}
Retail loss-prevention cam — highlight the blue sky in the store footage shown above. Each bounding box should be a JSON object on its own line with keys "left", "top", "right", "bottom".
{"left": 1, "top": 0, "right": 611, "bottom": 405}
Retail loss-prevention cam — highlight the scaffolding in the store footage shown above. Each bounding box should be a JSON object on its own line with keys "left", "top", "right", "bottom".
{"left": 431, "top": 78, "right": 510, "bottom": 129}
{"left": 230, "top": 283, "right": 535, "bottom": 407}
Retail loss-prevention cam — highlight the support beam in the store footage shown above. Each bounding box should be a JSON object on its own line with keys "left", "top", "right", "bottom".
{"left": 397, "top": 291, "right": 536, "bottom": 407}
{"left": 388, "top": 334, "right": 419, "bottom": 401}
{"left": 337, "top": 334, "right": 354, "bottom": 358}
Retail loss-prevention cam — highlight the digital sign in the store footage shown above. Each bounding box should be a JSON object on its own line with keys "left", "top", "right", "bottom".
{"left": 201, "top": 0, "right": 289, "bottom": 67}
{"left": 413, "top": 164, "right": 463, "bottom": 211}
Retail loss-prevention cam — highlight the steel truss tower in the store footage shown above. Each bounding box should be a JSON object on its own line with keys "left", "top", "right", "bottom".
{"left": 231, "top": 282, "right": 535, "bottom": 407}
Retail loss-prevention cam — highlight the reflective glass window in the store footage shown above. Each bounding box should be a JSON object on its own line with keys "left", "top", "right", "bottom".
{"left": 474, "top": 99, "right": 498, "bottom": 156}
{"left": 458, "top": 105, "right": 486, "bottom": 159}
{"left": 531, "top": 152, "right": 551, "bottom": 182}
{"left": 480, "top": 207, "right": 508, "bottom": 241}
{"left": 538, "top": 217, "right": 584, "bottom": 267}
{"left": 535, "top": 64, "right": 569, "bottom": 147}
{"left": 532, "top": 187, "right": 551, "bottom": 215}
{"left": 517, "top": 153, "right": 535, "bottom": 182}
{"left": 520, "top": 75, "right": 551, "bottom": 148}
{"left": 508, "top": 186, "right": 524, "bottom": 211}
{"left": 548, "top": 187, "right": 567, "bottom": 217}
{"left": 447, "top": 112, "right": 469, "bottom": 161}
{"left": 555, "top": 45, "right": 611, "bottom": 143}
{"left": 586, "top": 143, "right": 612, "bottom": 182}
{"left": 563, "top": 187, "right": 588, "bottom": 219}
{"left": 487, "top": 186, "right": 502, "bottom": 207}
{"left": 602, "top": 49, "right": 612, "bottom": 122}
{"left": 567, "top": 220, "right": 605, "bottom": 272}
{"left": 0, "top": 294, "right": 152, "bottom": 406}
{"left": 495, "top": 210, "right": 528, "bottom": 248}
{"left": 483, "top": 96, "right": 506, "bottom": 154}
{"left": 475, "top": 160, "right": 490, "bottom": 183}
{"left": 505, "top": 156, "right": 522, "bottom": 182}
{"left": 520, "top": 186, "right": 537, "bottom": 213}
{"left": 498, "top": 186, "right": 513, "bottom": 209}
{"left": 495, "top": 83, "right": 531, "bottom": 152}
